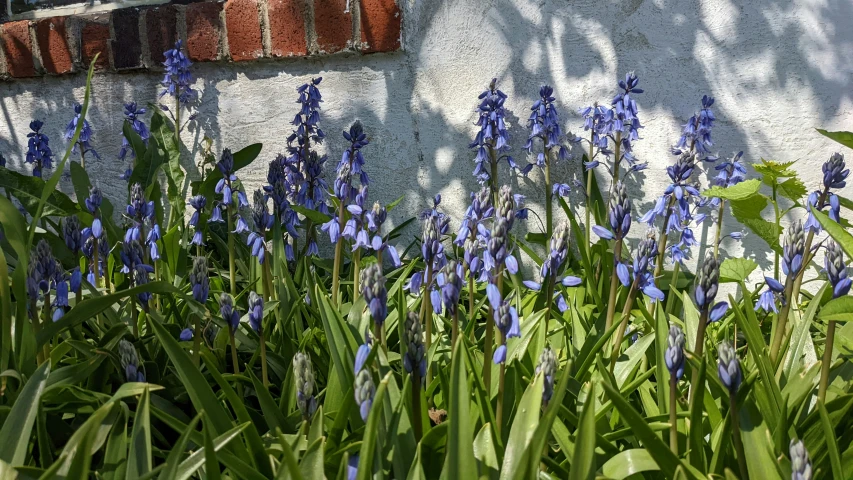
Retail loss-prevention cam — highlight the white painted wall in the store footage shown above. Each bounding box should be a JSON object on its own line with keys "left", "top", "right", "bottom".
{"left": 2, "top": 0, "right": 853, "bottom": 284}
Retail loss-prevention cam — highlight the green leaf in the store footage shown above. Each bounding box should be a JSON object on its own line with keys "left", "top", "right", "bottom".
{"left": 174, "top": 422, "right": 249, "bottom": 480}
{"left": 703, "top": 179, "right": 762, "bottom": 200}
{"left": 150, "top": 110, "right": 186, "bottom": 228}
{"left": 0, "top": 167, "right": 81, "bottom": 218}
{"left": 813, "top": 208, "right": 853, "bottom": 261}
{"left": 157, "top": 413, "right": 201, "bottom": 480}
{"left": 197, "top": 143, "right": 263, "bottom": 200}
{"left": 819, "top": 400, "right": 843, "bottom": 479}
{"left": 356, "top": 372, "right": 390, "bottom": 480}
{"left": 602, "top": 449, "right": 660, "bottom": 479}
{"left": 300, "top": 437, "right": 325, "bottom": 480}
{"left": 601, "top": 381, "right": 701, "bottom": 479}
{"left": 292, "top": 205, "right": 332, "bottom": 225}
{"left": 0, "top": 362, "right": 50, "bottom": 465}
{"left": 127, "top": 387, "right": 152, "bottom": 479}
{"left": 445, "top": 340, "right": 477, "bottom": 479}
{"left": 473, "top": 424, "right": 499, "bottom": 473}
{"left": 720, "top": 257, "right": 758, "bottom": 283}
{"left": 817, "top": 129, "right": 853, "bottom": 150}
{"left": 730, "top": 195, "right": 782, "bottom": 255}
{"left": 570, "top": 382, "right": 596, "bottom": 480}
{"left": 739, "top": 400, "right": 784, "bottom": 480}
{"left": 500, "top": 373, "right": 544, "bottom": 480}
{"left": 753, "top": 158, "right": 798, "bottom": 182}
{"left": 779, "top": 177, "right": 807, "bottom": 202}
{"left": 202, "top": 415, "right": 223, "bottom": 480}
{"left": 688, "top": 359, "right": 706, "bottom": 471}
{"left": 820, "top": 296, "right": 853, "bottom": 322}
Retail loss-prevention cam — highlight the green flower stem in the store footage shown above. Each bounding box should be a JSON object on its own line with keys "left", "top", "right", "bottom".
{"left": 819, "top": 320, "right": 837, "bottom": 403}
{"left": 769, "top": 275, "right": 795, "bottom": 366}
{"left": 411, "top": 373, "right": 422, "bottom": 442}
{"left": 226, "top": 204, "right": 237, "bottom": 296}
{"left": 331, "top": 200, "right": 346, "bottom": 305}
{"left": 544, "top": 145, "right": 553, "bottom": 242}
{"left": 192, "top": 312, "right": 202, "bottom": 367}
{"left": 543, "top": 275, "right": 555, "bottom": 340}
{"left": 688, "top": 310, "right": 709, "bottom": 404}
{"left": 670, "top": 373, "right": 678, "bottom": 455}
{"left": 610, "top": 281, "right": 639, "bottom": 372}
{"left": 713, "top": 200, "right": 726, "bottom": 259}
{"left": 612, "top": 131, "right": 622, "bottom": 185}
{"left": 92, "top": 237, "right": 101, "bottom": 289}
{"left": 489, "top": 141, "right": 499, "bottom": 207}
{"left": 420, "top": 264, "right": 434, "bottom": 387}
{"left": 585, "top": 131, "right": 594, "bottom": 250}
{"left": 353, "top": 250, "right": 362, "bottom": 302}
{"left": 31, "top": 299, "right": 44, "bottom": 365}
{"left": 772, "top": 184, "right": 780, "bottom": 277}
{"left": 467, "top": 264, "right": 476, "bottom": 342}
{"left": 260, "top": 330, "right": 269, "bottom": 387}
{"left": 653, "top": 197, "right": 675, "bottom": 279}
{"left": 730, "top": 394, "right": 749, "bottom": 480}
{"left": 790, "top": 228, "right": 817, "bottom": 311}
{"left": 374, "top": 321, "right": 385, "bottom": 353}
{"left": 483, "top": 308, "right": 494, "bottom": 397}
{"left": 664, "top": 263, "right": 681, "bottom": 314}
{"left": 604, "top": 239, "right": 624, "bottom": 333}
{"left": 496, "top": 347, "right": 506, "bottom": 437}
{"left": 131, "top": 299, "right": 139, "bottom": 338}
{"left": 229, "top": 329, "right": 240, "bottom": 376}
{"left": 451, "top": 308, "right": 459, "bottom": 350}
{"left": 263, "top": 256, "right": 274, "bottom": 302}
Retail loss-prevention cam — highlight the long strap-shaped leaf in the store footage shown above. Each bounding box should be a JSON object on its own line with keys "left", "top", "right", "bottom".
{"left": 0, "top": 362, "right": 50, "bottom": 465}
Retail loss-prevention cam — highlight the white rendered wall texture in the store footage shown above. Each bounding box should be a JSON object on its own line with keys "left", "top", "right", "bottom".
{"left": 1, "top": 0, "right": 852, "bottom": 286}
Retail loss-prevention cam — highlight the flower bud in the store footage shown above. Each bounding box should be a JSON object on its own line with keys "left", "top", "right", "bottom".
{"left": 825, "top": 240, "right": 851, "bottom": 298}
{"left": 789, "top": 439, "right": 812, "bottom": 480}
{"left": 695, "top": 251, "right": 720, "bottom": 310}
{"left": 63, "top": 215, "right": 82, "bottom": 254}
{"left": 119, "top": 339, "right": 145, "bottom": 382}
{"left": 608, "top": 181, "right": 632, "bottom": 238}
{"left": 717, "top": 341, "right": 741, "bottom": 393}
{"left": 403, "top": 312, "right": 426, "bottom": 379}
{"left": 665, "top": 324, "right": 685, "bottom": 379}
{"left": 361, "top": 264, "right": 387, "bottom": 326}
{"left": 294, "top": 352, "right": 317, "bottom": 420}
{"left": 535, "top": 346, "right": 557, "bottom": 407}
{"left": 354, "top": 368, "right": 375, "bottom": 422}
{"left": 190, "top": 256, "right": 209, "bottom": 304}
{"left": 248, "top": 291, "right": 264, "bottom": 333}
{"left": 782, "top": 219, "right": 805, "bottom": 276}
{"left": 822, "top": 152, "right": 848, "bottom": 189}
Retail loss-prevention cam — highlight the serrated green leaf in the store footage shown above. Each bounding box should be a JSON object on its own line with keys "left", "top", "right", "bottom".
{"left": 720, "top": 257, "right": 759, "bottom": 283}
{"left": 817, "top": 129, "right": 853, "bottom": 150}
{"left": 754, "top": 159, "right": 798, "bottom": 182}
{"left": 730, "top": 194, "right": 782, "bottom": 255}
{"left": 703, "top": 179, "right": 762, "bottom": 201}
{"left": 779, "top": 177, "right": 807, "bottom": 202}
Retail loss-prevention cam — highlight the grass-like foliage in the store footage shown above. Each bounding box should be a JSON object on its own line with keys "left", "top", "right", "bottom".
{"left": 1, "top": 47, "right": 853, "bottom": 480}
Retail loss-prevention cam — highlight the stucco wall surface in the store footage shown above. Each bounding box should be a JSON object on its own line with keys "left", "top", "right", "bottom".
{"left": 2, "top": 0, "right": 853, "bottom": 284}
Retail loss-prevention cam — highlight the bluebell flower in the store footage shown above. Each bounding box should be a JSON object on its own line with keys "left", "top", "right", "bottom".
{"left": 219, "top": 293, "right": 240, "bottom": 333}
{"left": 134, "top": 264, "right": 152, "bottom": 307}
{"left": 673, "top": 95, "right": 716, "bottom": 160}
{"left": 63, "top": 215, "right": 82, "bottom": 255}
{"left": 755, "top": 276, "right": 784, "bottom": 313}
{"left": 188, "top": 195, "right": 206, "bottom": 246}
{"left": 85, "top": 186, "right": 102, "bottom": 214}
{"left": 294, "top": 352, "right": 317, "bottom": 420}
{"left": 535, "top": 346, "right": 557, "bottom": 407}
{"left": 82, "top": 230, "right": 109, "bottom": 285}
{"left": 489, "top": 288, "right": 520, "bottom": 364}
{"left": 470, "top": 78, "right": 517, "bottom": 183}
{"left": 717, "top": 341, "right": 741, "bottom": 393}
{"left": 483, "top": 218, "right": 518, "bottom": 275}
{"left": 180, "top": 328, "right": 194, "bottom": 341}
{"left": 437, "top": 260, "right": 463, "bottom": 317}
{"left": 593, "top": 181, "right": 632, "bottom": 241}
{"left": 361, "top": 264, "right": 387, "bottom": 326}
{"left": 347, "top": 455, "right": 359, "bottom": 480}
{"left": 617, "top": 230, "right": 664, "bottom": 302}
{"left": 365, "top": 201, "right": 401, "bottom": 267}
{"left": 336, "top": 120, "right": 370, "bottom": 198}
{"left": 32, "top": 240, "right": 58, "bottom": 296}
{"left": 26, "top": 120, "right": 53, "bottom": 178}
{"left": 577, "top": 103, "right": 614, "bottom": 163}
{"left": 790, "top": 440, "right": 812, "bottom": 480}
{"left": 190, "top": 256, "right": 209, "bottom": 304}
{"left": 454, "top": 187, "right": 493, "bottom": 278}
{"left": 695, "top": 251, "right": 728, "bottom": 322}
{"left": 264, "top": 155, "right": 300, "bottom": 255}
{"left": 782, "top": 220, "right": 805, "bottom": 277}
{"left": 824, "top": 240, "right": 852, "bottom": 298}
{"left": 160, "top": 40, "right": 196, "bottom": 106}
{"left": 125, "top": 183, "right": 155, "bottom": 242}
{"left": 354, "top": 368, "right": 375, "bottom": 422}
{"left": 805, "top": 153, "right": 847, "bottom": 233}
{"left": 248, "top": 291, "right": 264, "bottom": 333}
{"left": 705, "top": 151, "right": 746, "bottom": 209}
{"left": 523, "top": 85, "right": 573, "bottom": 175}
{"left": 26, "top": 261, "right": 40, "bottom": 300}
{"left": 65, "top": 103, "right": 100, "bottom": 160}
{"left": 119, "top": 102, "right": 149, "bottom": 162}
{"left": 523, "top": 223, "right": 581, "bottom": 311}
{"left": 403, "top": 311, "right": 426, "bottom": 380}
{"left": 247, "top": 190, "right": 273, "bottom": 264}
{"left": 665, "top": 324, "right": 685, "bottom": 380}
{"left": 69, "top": 267, "right": 81, "bottom": 294}
{"left": 119, "top": 339, "right": 145, "bottom": 382}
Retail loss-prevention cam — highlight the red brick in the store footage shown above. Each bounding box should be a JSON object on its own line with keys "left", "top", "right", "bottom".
{"left": 186, "top": 2, "right": 222, "bottom": 62}
{"left": 35, "top": 17, "right": 73, "bottom": 74}
{"left": 313, "top": 0, "right": 351, "bottom": 53}
{"left": 225, "top": 0, "right": 263, "bottom": 61}
{"left": 145, "top": 6, "right": 178, "bottom": 65}
{"left": 2, "top": 21, "right": 36, "bottom": 78}
{"left": 81, "top": 21, "right": 110, "bottom": 70}
{"left": 359, "top": 0, "right": 400, "bottom": 53}
{"left": 111, "top": 9, "right": 143, "bottom": 69}
{"left": 268, "top": 0, "right": 307, "bottom": 57}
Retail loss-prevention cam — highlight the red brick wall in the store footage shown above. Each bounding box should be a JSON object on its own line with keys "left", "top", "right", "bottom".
{"left": 0, "top": 0, "right": 401, "bottom": 78}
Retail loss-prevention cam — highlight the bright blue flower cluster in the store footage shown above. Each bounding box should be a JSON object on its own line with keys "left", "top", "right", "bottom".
{"left": 617, "top": 230, "right": 664, "bottom": 302}
{"left": 470, "top": 78, "right": 519, "bottom": 184}
{"left": 665, "top": 324, "right": 685, "bottom": 380}
{"left": 521, "top": 85, "right": 575, "bottom": 194}
{"left": 354, "top": 333, "right": 375, "bottom": 421}
{"left": 673, "top": 95, "right": 717, "bottom": 161}
{"left": 65, "top": 103, "right": 100, "bottom": 160}
{"left": 523, "top": 223, "right": 581, "bottom": 312}
{"left": 27, "top": 240, "right": 68, "bottom": 320}
{"left": 126, "top": 183, "right": 161, "bottom": 260}
{"left": 482, "top": 185, "right": 522, "bottom": 275}
{"left": 188, "top": 195, "right": 207, "bottom": 246}
{"left": 248, "top": 190, "right": 273, "bottom": 264}
{"left": 593, "top": 181, "right": 632, "bottom": 241}
{"left": 406, "top": 195, "right": 450, "bottom": 293}
{"left": 805, "top": 153, "right": 847, "bottom": 232}
{"left": 26, "top": 120, "right": 53, "bottom": 178}
{"left": 694, "top": 251, "right": 728, "bottom": 322}
{"left": 264, "top": 155, "right": 301, "bottom": 261}
{"left": 160, "top": 40, "right": 196, "bottom": 106}
{"left": 119, "top": 102, "right": 149, "bottom": 180}
{"left": 487, "top": 285, "right": 520, "bottom": 364}
{"left": 248, "top": 291, "right": 264, "bottom": 333}
{"left": 437, "top": 260, "right": 463, "bottom": 317}
{"left": 454, "top": 187, "right": 493, "bottom": 281}
{"left": 825, "top": 240, "right": 852, "bottom": 298}
{"left": 361, "top": 264, "right": 387, "bottom": 326}
{"left": 219, "top": 293, "right": 240, "bottom": 333}
{"left": 210, "top": 149, "right": 250, "bottom": 234}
